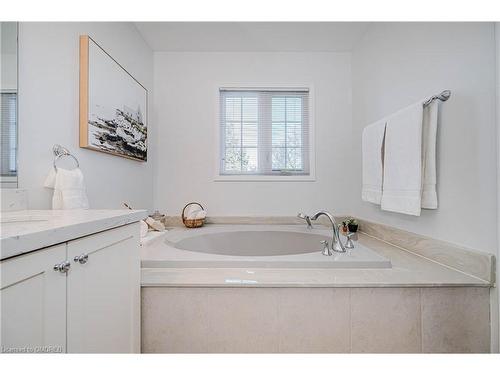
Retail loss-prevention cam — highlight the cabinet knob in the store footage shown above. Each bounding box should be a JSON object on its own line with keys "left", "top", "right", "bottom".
{"left": 73, "top": 253, "right": 89, "bottom": 264}
{"left": 53, "top": 261, "right": 71, "bottom": 273}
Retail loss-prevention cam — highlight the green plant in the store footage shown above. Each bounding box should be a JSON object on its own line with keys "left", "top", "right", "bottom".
{"left": 346, "top": 218, "right": 358, "bottom": 226}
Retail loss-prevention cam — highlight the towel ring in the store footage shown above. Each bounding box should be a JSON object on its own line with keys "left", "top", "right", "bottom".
{"left": 53, "top": 144, "right": 80, "bottom": 171}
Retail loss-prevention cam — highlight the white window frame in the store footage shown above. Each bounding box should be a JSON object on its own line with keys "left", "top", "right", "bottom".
{"left": 214, "top": 85, "right": 316, "bottom": 182}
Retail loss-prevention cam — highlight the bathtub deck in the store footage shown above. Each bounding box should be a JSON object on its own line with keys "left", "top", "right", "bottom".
{"left": 141, "top": 228, "right": 491, "bottom": 287}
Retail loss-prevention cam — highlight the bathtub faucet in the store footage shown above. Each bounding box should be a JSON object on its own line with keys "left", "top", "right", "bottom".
{"left": 310, "top": 211, "right": 346, "bottom": 254}
{"left": 297, "top": 213, "right": 313, "bottom": 229}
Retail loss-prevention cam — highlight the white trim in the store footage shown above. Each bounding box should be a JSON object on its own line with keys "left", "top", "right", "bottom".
{"left": 219, "top": 87, "right": 309, "bottom": 92}
{"left": 213, "top": 84, "right": 316, "bottom": 182}
{"left": 214, "top": 174, "right": 316, "bottom": 182}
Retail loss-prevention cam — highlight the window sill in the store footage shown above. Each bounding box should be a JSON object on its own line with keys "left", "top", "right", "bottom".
{"left": 214, "top": 174, "right": 316, "bottom": 182}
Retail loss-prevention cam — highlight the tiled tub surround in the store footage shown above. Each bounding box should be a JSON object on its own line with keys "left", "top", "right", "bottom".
{"left": 142, "top": 287, "right": 490, "bottom": 353}
{"left": 141, "top": 217, "right": 495, "bottom": 353}
{"left": 356, "top": 218, "right": 495, "bottom": 284}
{"left": 141, "top": 226, "right": 492, "bottom": 287}
{"left": 160, "top": 215, "right": 495, "bottom": 283}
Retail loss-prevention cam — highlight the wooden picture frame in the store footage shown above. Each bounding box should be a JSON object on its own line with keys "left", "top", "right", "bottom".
{"left": 79, "top": 35, "right": 148, "bottom": 161}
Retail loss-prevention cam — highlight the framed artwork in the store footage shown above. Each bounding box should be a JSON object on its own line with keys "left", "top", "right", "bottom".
{"left": 79, "top": 35, "right": 147, "bottom": 161}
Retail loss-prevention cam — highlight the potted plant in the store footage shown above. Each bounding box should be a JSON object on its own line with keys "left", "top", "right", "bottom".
{"left": 341, "top": 220, "right": 349, "bottom": 233}
{"left": 347, "top": 218, "right": 359, "bottom": 233}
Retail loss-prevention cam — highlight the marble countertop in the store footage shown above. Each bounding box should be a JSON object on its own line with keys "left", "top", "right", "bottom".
{"left": 141, "top": 227, "right": 492, "bottom": 288}
{"left": 0, "top": 209, "right": 147, "bottom": 260}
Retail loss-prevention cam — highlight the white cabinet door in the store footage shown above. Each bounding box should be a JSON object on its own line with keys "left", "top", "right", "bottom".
{"left": 0, "top": 245, "right": 67, "bottom": 353}
{"left": 66, "top": 223, "right": 140, "bottom": 353}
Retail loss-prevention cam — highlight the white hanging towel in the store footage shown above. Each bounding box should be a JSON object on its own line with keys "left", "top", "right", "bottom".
{"left": 421, "top": 100, "right": 439, "bottom": 209}
{"left": 45, "top": 167, "right": 89, "bottom": 209}
{"left": 361, "top": 120, "right": 386, "bottom": 204}
{"left": 381, "top": 102, "right": 423, "bottom": 216}
{"left": 43, "top": 168, "right": 57, "bottom": 188}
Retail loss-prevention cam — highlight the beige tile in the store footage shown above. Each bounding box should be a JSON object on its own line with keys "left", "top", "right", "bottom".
{"left": 141, "top": 286, "right": 490, "bottom": 354}
{"left": 357, "top": 219, "right": 494, "bottom": 283}
{"left": 277, "top": 288, "right": 350, "bottom": 353}
{"left": 206, "top": 288, "right": 279, "bottom": 353}
{"left": 351, "top": 288, "right": 421, "bottom": 353}
{"left": 141, "top": 287, "right": 209, "bottom": 353}
{"left": 421, "top": 287, "right": 490, "bottom": 353}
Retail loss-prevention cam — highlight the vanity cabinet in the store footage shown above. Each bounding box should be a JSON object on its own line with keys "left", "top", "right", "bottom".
{"left": 0, "top": 223, "right": 140, "bottom": 354}
{"left": 0, "top": 244, "right": 67, "bottom": 353}
{"left": 67, "top": 225, "right": 140, "bottom": 353}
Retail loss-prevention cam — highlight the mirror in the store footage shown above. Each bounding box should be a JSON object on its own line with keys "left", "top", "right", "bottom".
{"left": 1, "top": 22, "right": 18, "bottom": 188}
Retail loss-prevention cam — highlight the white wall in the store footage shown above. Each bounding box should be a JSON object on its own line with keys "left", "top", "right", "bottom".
{"left": 351, "top": 23, "right": 497, "bottom": 253}
{"left": 153, "top": 52, "right": 352, "bottom": 216}
{"left": 18, "top": 22, "right": 154, "bottom": 210}
{"left": 352, "top": 23, "right": 498, "bottom": 352}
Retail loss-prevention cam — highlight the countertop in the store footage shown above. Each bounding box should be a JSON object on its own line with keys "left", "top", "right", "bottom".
{"left": 141, "top": 227, "right": 492, "bottom": 288}
{"left": 0, "top": 209, "right": 147, "bottom": 260}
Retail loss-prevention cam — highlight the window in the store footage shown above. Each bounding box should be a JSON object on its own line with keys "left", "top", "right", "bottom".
{"left": 219, "top": 88, "right": 310, "bottom": 177}
{"left": 1, "top": 92, "right": 17, "bottom": 176}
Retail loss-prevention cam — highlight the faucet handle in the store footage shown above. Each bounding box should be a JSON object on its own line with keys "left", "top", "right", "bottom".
{"left": 320, "top": 240, "right": 331, "bottom": 256}
{"left": 297, "top": 212, "right": 311, "bottom": 221}
{"left": 345, "top": 233, "right": 355, "bottom": 249}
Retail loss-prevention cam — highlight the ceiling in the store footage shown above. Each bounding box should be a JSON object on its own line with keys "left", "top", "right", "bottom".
{"left": 134, "top": 22, "right": 370, "bottom": 52}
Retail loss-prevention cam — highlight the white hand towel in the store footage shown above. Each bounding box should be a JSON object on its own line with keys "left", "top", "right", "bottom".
{"left": 186, "top": 208, "right": 207, "bottom": 220}
{"left": 145, "top": 217, "right": 165, "bottom": 231}
{"left": 52, "top": 168, "right": 89, "bottom": 210}
{"left": 43, "top": 168, "right": 57, "bottom": 188}
{"left": 45, "top": 168, "right": 62, "bottom": 207}
{"left": 362, "top": 120, "right": 387, "bottom": 204}
{"left": 193, "top": 210, "right": 207, "bottom": 220}
{"left": 421, "top": 100, "right": 438, "bottom": 209}
{"left": 381, "top": 102, "right": 423, "bottom": 216}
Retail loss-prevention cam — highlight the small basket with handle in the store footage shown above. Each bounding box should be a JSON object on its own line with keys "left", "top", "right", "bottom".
{"left": 181, "top": 202, "right": 205, "bottom": 228}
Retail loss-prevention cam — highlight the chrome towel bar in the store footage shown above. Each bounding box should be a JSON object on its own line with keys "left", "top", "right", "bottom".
{"left": 423, "top": 90, "right": 451, "bottom": 107}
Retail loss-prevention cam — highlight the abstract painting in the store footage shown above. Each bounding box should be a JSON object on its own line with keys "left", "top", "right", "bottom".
{"left": 79, "top": 35, "right": 147, "bottom": 161}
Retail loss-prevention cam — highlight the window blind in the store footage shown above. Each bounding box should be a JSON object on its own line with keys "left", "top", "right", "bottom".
{"left": 1, "top": 92, "right": 17, "bottom": 176}
{"left": 219, "top": 88, "right": 310, "bottom": 176}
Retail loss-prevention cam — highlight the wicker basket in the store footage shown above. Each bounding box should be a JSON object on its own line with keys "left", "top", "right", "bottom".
{"left": 181, "top": 202, "right": 205, "bottom": 228}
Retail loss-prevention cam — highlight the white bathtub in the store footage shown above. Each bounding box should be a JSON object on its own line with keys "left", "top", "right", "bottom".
{"left": 141, "top": 225, "right": 391, "bottom": 269}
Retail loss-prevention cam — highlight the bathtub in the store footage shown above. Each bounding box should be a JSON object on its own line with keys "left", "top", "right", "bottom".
{"left": 141, "top": 225, "right": 391, "bottom": 269}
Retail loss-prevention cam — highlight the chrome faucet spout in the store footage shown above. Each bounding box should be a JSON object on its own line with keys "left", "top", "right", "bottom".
{"left": 297, "top": 212, "right": 313, "bottom": 229}
{"left": 310, "top": 211, "right": 346, "bottom": 253}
